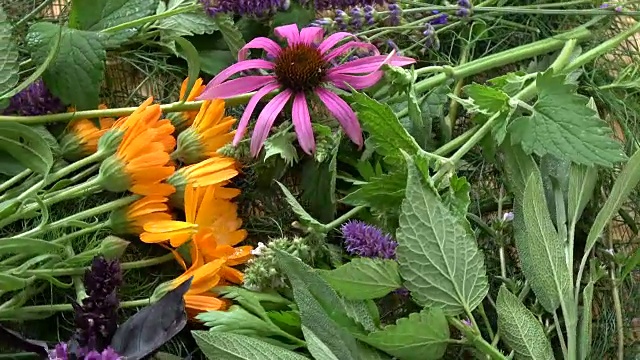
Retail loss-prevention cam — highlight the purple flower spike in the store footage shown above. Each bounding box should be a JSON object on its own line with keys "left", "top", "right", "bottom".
{"left": 341, "top": 220, "right": 397, "bottom": 259}
{"left": 2, "top": 79, "right": 64, "bottom": 116}
{"left": 49, "top": 343, "right": 68, "bottom": 360}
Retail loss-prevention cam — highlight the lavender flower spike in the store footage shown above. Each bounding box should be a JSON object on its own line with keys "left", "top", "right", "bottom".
{"left": 2, "top": 79, "right": 64, "bottom": 116}
{"left": 341, "top": 220, "right": 397, "bottom": 259}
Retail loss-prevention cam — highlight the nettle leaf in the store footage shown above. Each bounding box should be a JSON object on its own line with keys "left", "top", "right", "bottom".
{"left": 320, "top": 258, "right": 401, "bottom": 300}
{"left": 0, "top": 122, "right": 54, "bottom": 176}
{"left": 509, "top": 69, "right": 626, "bottom": 167}
{"left": 0, "top": 8, "right": 19, "bottom": 96}
{"left": 341, "top": 170, "right": 406, "bottom": 213}
{"left": 516, "top": 172, "right": 571, "bottom": 313}
{"left": 110, "top": 278, "right": 191, "bottom": 360}
{"left": 361, "top": 308, "right": 449, "bottom": 360}
{"left": 27, "top": 23, "right": 106, "bottom": 110}
{"left": 275, "top": 251, "right": 361, "bottom": 359}
{"left": 496, "top": 286, "right": 554, "bottom": 360}
{"left": 487, "top": 71, "right": 528, "bottom": 97}
{"left": 264, "top": 131, "right": 300, "bottom": 166}
{"left": 396, "top": 155, "right": 488, "bottom": 315}
{"left": 155, "top": 0, "right": 220, "bottom": 37}
{"left": 458, "top": 83, "right": 510, "bottom": 114}
{"left": 351, "top": 91, "right": 422, "bottom": 160}
{"left": 193, "top": 331, "right": 309, "bottom": 360}
{"left": 214, "top": 14, "right": 246, "bottom": 55}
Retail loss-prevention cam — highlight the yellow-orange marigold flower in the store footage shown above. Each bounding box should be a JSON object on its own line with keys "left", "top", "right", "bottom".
{"left": 109, "top": 196, "right": 172, "bottom": 235}
{"left": 175, "top": 99, "right": 236, "bottom": 164}
{"left": 60, "top": 104, "right": 115, "bottom": 160}
{"left": 167, "top": 156, "right": 240, "bottom": 207}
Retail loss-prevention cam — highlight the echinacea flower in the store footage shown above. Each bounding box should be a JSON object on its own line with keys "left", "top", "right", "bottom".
{"left": 168, "top": 78, "right": 206, "bottom": 131}
{"left": 341, "top": 220, "right": 397, "bottom": 259}
{"left": 2, "top": 79, "right": 64, "bottom": 116}
{"left": 109, "top": 196, "right": 172, "bottom": 235}
{"left": 197, "top": 23, "right": 415, "bottom": 156}
{"left": 175, "top": 99, "right": 236, "bottom": 164}
{"left": 60, "top": 105, "right": 115, "bottom": 161}
{"left": 167, "top": 156, "right": 240, "bottom": 207}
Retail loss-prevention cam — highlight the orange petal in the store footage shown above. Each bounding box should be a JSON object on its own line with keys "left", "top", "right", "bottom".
{"left": 130, "top": 183, "right": 176, "bottom": 196}
{"left": 184, "top": 294, "right": 227, "bottom": 312}
{"left": 220, "top": 266, "right": 244, "bottom": 284}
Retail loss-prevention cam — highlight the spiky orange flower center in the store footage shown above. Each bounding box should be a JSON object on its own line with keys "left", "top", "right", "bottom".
{"left": 274, "top": 43, "right": 327, "bottom": 92}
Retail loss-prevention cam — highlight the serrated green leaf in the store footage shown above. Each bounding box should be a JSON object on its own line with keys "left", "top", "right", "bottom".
{"left": 584, "top": 148, "right": 640, "bottom": 256}
{"left": 517, "top": 172, "right": 571, "bottom": 313}
{"left": 351, "top": 92, "right": 422, "bottom": 160}
{"left": 462, "top": 83, "right": 510, "bottom": 114}
{"left": 509, "top": 70, "right": 626, "bottom": 167}
{"left": 155, "top": 0, "right": 219, "bottom": 37}
{"left": 397, "top": 155, "right": 488, "bottom": 315}
{"left": 0, "top": 8, "right": 19, "bottom": 95}
{"left": 214, "top": 14, "right": 246, "bottom": 55}
{"left": 174, "top": 37, "right": 201, "bottom": 102}
{"left": 341, "top": 170, "right": 406, "bottom": 213}
{"left": 275, "top": 181, "right": 323, "bottom": 229}
{"left": 274, "top": 251, "right": 361, "bottom": 360}
{"left": 264, "top": 131, "right": 299, "bottom": 167}
{"left": 27, "top": 23, "right": 106, "bottom": 110}
{"left": 361, "top": 308, "right": 449, "bottom": 360}
{"left": 487, "top": 72, "right": 528, "bottom": 97}
{"left": 496, "top": 286, "right": 554, "bottom": 360}
{"left": 0, "top": 122, "right": 54, "bottom": 176}
{"left": 192, "top": 331, "right": 309, "bottom": 360}
{"left": 578, "top": 281, "right": 594, "bottom": 360}
{"left": 320, "top": 258, "right": 401, "bottom": 300}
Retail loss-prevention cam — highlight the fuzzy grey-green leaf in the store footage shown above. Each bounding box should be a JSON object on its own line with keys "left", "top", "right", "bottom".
{"left": 517, "top": 172, "right": 571, "bottom": 313}
{"left": 193, "top": 331, "right": 309, "bottom": 360}
{"left": 396, "top": 155, "right": 488, "bottom": 314}
{"left": 320, "top": 258, "right": 401, "bottom": 300}
{"left": 497, "top": 286, "right": 554, "bottom": 360}
{"left": 0, "top": 8, "right": 19, "bottom": 97}
{"left": 362, "top": 308, "right": 449, "bottom": 360}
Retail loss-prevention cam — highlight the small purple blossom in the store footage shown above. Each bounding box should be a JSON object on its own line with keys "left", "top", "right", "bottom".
{"left": 350, "top": 7, "right": 363, "bottom": 29}
{"left": 49, "top": 343, "right": 121, "bottom": 360}
{"left": 2, "top": 79, "right": 64, "bottom": 116}
{"left": 200, "top": 0, "right": 288, "bottom": 17}
{"left": 502, "top": 212, "right": 514, "bottom": 222}
{"left": 364, "top": 5, "right": 375, "bottom": 25}
{"left": 335, "top": 10, "right": 348, "bottom": 31}
{"left": 457, "top": 0, "right": 472, "bottom": 17}
{"left": 462, "top": 318, "right": 473, "bottom": 327}
{"left": 387, "top": 1, "right": 402, "bottom": 26}
{"left": 341, "top": 220, "right": 397, "bottom": 259}
{"left": 312, "top": 0, "right": 383, "bottom": 11}
{"left": 429, "top": 10, "right": 448, "bottom": 25}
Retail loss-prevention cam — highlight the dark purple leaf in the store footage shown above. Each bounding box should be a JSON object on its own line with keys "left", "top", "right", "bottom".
{"left": 0, "top": 324, "right": 49, "bottom": 357}
{"left": 110, "top": 278, "right": 192, "bottom": 360}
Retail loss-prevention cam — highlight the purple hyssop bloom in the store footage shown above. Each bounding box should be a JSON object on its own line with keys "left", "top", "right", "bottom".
{"left": 2, "top": 79, "right": 64, "bottom": 116}
{"left": 49, "top": 343, "right": 121, "bottom": 360}
{"left": 313, "top": 0, "right": 383, "bottom": 10}
{"left": 200, "top": 0, "right": 289, "bottom": 16}
{"left": 341, "top": 220, "right": 397, "bottom": 259}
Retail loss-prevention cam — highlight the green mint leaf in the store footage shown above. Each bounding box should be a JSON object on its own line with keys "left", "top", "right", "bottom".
{"left": 0, "top": 122, "right": 54, "bottom": 176}
{"left": 397, "top": 155, "right": 488, "bottom": 315}
{"left": 496, "top": 286, "right": 554, "bottom": 360}
{"left": 319, "top": 258, "right": 401, "bottom": 301}
{"left": 341, "top": 170, "right": 406, "bottom": 213}
{"left": 27, "top": 23, "right": 106, "bottom": 110}
{"left": 351, "top": 91, "right": 422, "bottom": 161}
{"left": 214, "top": 14, "right": 246, "bottom": 55}
{"left": 0, "top": 7, "right": 19, "bottom": 97}
{"left": 274, "top": 251, "right": 361, "bottom": 360}
{"left": 462, "top": 83, "right": 510, "bottom": 114}
{"left": 263, "top": 131, "right": 300, "bottom": 167}
{"left": 361, "top": 308, "right": 449, "bottom": 360}
{"left": 192, "top": 331, "right": 308, "bottom": 360}
{"left": 155, "top": 0, "right": 220, "bottom": 37}
{"left": 509, "top": 70, "right": 626, "bottom": 167}
{"left": 487, "top": 72, "right": 528, "bottom": 97}
{"left": 515, "top": 171, "right": 571, "bottom": 313}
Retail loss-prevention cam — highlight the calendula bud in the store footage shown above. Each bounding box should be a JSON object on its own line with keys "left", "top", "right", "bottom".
{"left": 175, "top": 128, "right": 207, "bottom": 164}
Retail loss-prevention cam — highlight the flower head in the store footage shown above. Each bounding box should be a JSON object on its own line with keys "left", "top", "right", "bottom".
{"left": 197, "top": 24, "right": 415, "bottom": 156}
{"left": 312, "top": 0, "right": 383, "bottom": 10}
{"left": 201, "top": 0, "right": 289, "bottom": 17}
{"left": 84, "top": 347, "right": 122, "bottom": 360}
{"left": 109, "top": 196, "right": 172, "bottom": 235}
{"left": 341, "top": 220, "right": 397, "bottom": 259}
{"left": 72, "top": 256, "right": 122, "bottom": 352}
{"left": 502, "top": 211, "right": 514, "bottom": 222}
{"left": 60, "top": 105, "right": 115, "bottom": 161}
{"left": 175, "top": 99, "right": 236, "bottom": 164}
{"left": 2, "top": 79, "right": 64, "bottom": 116}
{"left": 167, "top": 157, "right": 240, "bottom": 207}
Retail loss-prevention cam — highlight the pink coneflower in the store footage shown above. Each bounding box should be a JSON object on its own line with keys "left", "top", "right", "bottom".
{"left": 197, "top": 23, "right": 415, "bottom": 156}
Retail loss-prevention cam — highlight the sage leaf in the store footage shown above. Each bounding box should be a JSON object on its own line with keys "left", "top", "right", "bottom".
{"left": 0, "top": 7, "right": 19, "bottom": 96}
{"left": 319, "top": 258, "right": 401, "bottom": 300}
{"left": 193, "top": 331, "right": 309, "bottom": 360}
{"left": 578, "top": 281, "right": 594, "bottom": 360}
{"left": 517, "top": 172, "right": 571, "bottom": 313}
{"left": 397, "top": 155, "right": 488, "bottom": 315}
{"left": 361, "top": 308, "right": 449, "bottom": 360}
{"left": 497, "top": 286, "right": 554, "bottom": 360}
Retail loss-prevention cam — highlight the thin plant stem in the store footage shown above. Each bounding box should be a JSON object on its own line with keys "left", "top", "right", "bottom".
{"left": 449, "top": 317, "right": 507, "bottom": 360}
{"left": 0, "top": 298, "right": 153, "bottom": 317}
{"left": 477, "top": 303, "right": 495, "bottom": 339}
{"left": 0, "top": 169, "right": 32, "bottom": 194}
{"left": 322, "top": 206, "right": 365, "bottom": 232}
{"left": 442, "top": 40, "right": 470, "bottom": 142}
{"left": 15, "top": 0, "right": 55, "bottom": 27}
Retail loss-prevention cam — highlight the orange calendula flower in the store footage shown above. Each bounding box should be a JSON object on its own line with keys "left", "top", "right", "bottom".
{"left": 168, "top": 78, "right": 206, "bottom": 132}
{"left": 167, "top": 156, "right": 240, "bottom": 207}
{"left": 109, "top": 196, "right": 172, "bottom": 235}
{"left": 174, "top": 99, "right": 236, "bottom": 164}
{"left": 60, "top": 104, "right": 115, "bottom": 161}
{"left": 97, "top": 123, "right": 176, "bottom": 197}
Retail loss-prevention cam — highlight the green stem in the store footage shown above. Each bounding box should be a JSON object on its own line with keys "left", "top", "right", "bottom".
{"left": 100, "top": 4, "right": 201, "bottom": 33}
{"left": 0, "top": 91, "right": 265, "bottom": 125}
{"left": 442, "top": 42, "right": 470, "bottom": 142}
{"left": 433, "top": 126, "right": 478, "bottom": 156}
{"left": 322, "top": 206, "right": 365, "bottom": 232}
{"left": 449, "top": 317, "right": 507, "bottom": 360}
{"left": 0, "top": 298, "right": 152, "bottom": 317}
{"left": 477, "top": 303, "right": 496, "bottom": 340}
{"left": 0, "top": 169, "right": 32, "bottom": 194}
{"left": 15, "top": 0, "right": 55, "bottom": 27}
